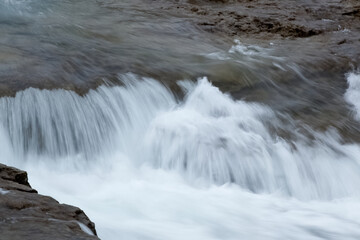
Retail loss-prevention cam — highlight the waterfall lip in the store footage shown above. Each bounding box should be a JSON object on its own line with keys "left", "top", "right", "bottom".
{"left": 0, "top": 73, "right": 177, "bottom": 160}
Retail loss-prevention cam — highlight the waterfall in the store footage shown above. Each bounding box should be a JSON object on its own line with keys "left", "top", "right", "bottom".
{"left": 1, "top": 73, "right": 360, "bottom": 201}
{"left": 0, "top": 74, "right": 175, "bottom": 158}
{"left": 2, "top": 1, "right": 360, "bottom": 239}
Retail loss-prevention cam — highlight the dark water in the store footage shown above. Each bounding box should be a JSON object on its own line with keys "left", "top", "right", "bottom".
{"left": 0, "top": 0, "right": 230, "bottom": 91}
{"left": 1, "top": 0, "right": 359, "bottom": 140}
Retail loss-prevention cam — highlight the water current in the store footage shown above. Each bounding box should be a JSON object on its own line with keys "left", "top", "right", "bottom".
{"left": 1, "top": 1, "right": 360, "bottom": 239}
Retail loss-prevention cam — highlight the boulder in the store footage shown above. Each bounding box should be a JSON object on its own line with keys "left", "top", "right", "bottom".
{"left": 0, "top": 163, "right": 99, "bottom": 240}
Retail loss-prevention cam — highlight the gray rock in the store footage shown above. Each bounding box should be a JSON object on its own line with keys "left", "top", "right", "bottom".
{"left": 0, "top": 163, "right": 100, "bottom": 240}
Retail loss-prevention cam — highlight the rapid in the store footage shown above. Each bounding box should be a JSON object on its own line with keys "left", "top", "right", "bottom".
{"left": 1, "top": 1, "right": 360, "bottom": 240}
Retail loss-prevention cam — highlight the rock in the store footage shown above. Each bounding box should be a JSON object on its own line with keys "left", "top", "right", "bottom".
{"left": 190, "top": 0, "right": 353, "bottom": 38}
{"left": 0, "top": 163, "right": 32, "bottom": 188}
{"left": 156, "top": 0, "right": 360, "bottom": 84}
{"left": 0, "top": 163, "right": 99, "bottom": 240}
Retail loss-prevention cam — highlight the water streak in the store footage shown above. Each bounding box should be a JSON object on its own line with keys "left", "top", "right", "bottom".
{"left": 1, "top": 74, "right": 360, "bottom": 201}
{"left": 345, "top": 72, "right": 360, "bottom": 120}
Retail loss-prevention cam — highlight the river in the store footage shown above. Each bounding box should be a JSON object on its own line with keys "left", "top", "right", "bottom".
{"left": 1, "top": 1, "right": 360, "bottom": 240}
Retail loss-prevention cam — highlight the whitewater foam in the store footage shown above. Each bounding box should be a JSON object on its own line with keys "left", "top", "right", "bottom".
{"left": 1, "top": 74, "right": 360, "bottom": 239}
{"left": 0, "top": 188, "right": 10, "bottom": 195}
{"left": 345, "top": 72, "right": 360, "bottom": 120}
{"left": 1, "top": 75, "right": 360, "bottom": 199}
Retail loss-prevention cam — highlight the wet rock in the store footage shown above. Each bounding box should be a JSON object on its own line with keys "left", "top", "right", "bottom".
{"left": 0, "top": 163, "right": 99, "bottom": 240}
{"left": 162, "top": 0, "right": 359, "bottom": 39}
{"left": 158, "top": 0, "right": 360, "bottom": 72}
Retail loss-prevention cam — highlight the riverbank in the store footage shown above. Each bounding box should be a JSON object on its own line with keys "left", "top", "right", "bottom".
{"left": 0, "top": 163, "right": 99, "bottom": 240}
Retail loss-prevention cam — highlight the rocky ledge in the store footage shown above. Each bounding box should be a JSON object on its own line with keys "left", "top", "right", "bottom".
{"left": 160, "top": 0, "right": 360, "bottom": 62}
{"left": 0, "top": 163, "right": 99, "bottom": 240}
{"left": 166, "top": 0, "right": 359, "bottom": 38}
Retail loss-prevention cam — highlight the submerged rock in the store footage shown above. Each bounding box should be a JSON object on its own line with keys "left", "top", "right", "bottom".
{"left": 0, "top": 0, "right": 359, "bottom": 97}
{"left": 161, "top": 0, "right": 360, "bottom": 61}
{"left": 0, "top": 163, "right": 99, "bottom": 240}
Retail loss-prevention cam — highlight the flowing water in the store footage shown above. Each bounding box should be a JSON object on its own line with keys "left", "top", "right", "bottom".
{"left": 1, "top": 1, "right": 360, "bottom": 240}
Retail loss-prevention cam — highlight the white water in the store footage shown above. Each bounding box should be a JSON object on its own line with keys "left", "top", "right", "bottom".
{"left": 345, "top": 72, "right": 360, "bottom": 120}
{"left": 1, "top": 73, "right": 360, "bottom": 239}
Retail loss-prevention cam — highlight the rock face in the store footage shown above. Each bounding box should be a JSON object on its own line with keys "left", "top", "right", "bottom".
{"left": 160, "top": 0, "right": 360, "bottom": 62}
{"left": 164, "top": 0, "right": 360, "bottom": 37}
{"left": 0, "top": 163, "right": 99, "bottom": 240}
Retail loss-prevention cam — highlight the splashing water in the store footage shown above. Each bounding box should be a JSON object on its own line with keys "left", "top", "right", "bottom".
{"left": 1, "top": 73, "right": 360, "bottom": 239}
{"left": 1, "top": 1, "right": 360, "bottom": 239}
{"left": 345, "top": 72, "right": 360, "bottom": 120}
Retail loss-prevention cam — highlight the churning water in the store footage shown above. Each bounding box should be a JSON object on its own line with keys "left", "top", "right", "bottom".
{"left": 2, "top": 0, "right": 360, "bottom": 239}
{"left": 0, "top": 72, "right": 360, "bottom": 239}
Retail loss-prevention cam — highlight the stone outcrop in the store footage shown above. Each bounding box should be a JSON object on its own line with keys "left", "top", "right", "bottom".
{"left": 163, "top": 0, "right": 359, "bottom": 37}
{"left": 160, "top": 0, "right": 360, "bottom": 62}
{"left": 0, "top": 163, "right": 100, "bottom": 240}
